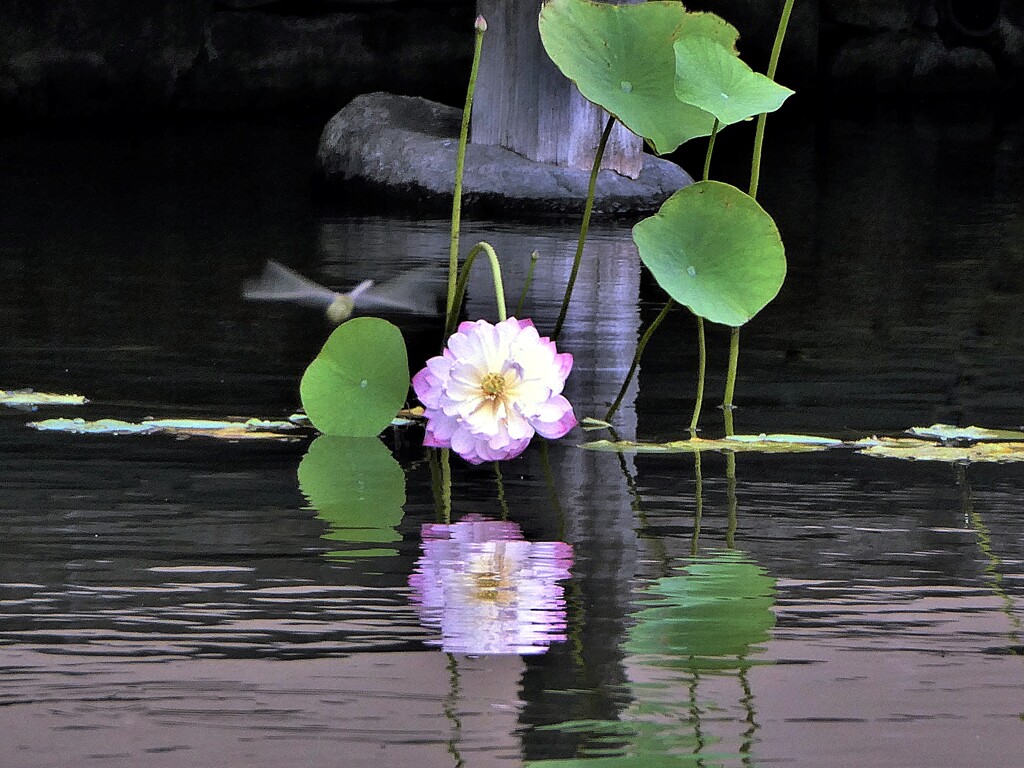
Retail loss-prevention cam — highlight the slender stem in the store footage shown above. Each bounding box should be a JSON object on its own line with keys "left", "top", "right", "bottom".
{"left": 444, "top": 240, "right": 507, "bottom": 339}
{"left": 446, "top": 19, "right": 487, "bottom": 327}
{"left": 749, "top": 0, "right": 794, "bottom": 199}
{"left": 723, "top": 327, "right": 739, "bottom": 436}
{"left": 605, "top": 299, "right": 674, "bottom": 423}
{"left": 702, "top": 118, "right": 720, "bottom": 182}
{"left": 553, "top": 114, "right": 615, "bottom": 340}
{"left": 493, "top": 462, "right": 509, "bottom": 521}
{"left": 430, "top": 448, "right": 452, "bottom": 525}
{"left": 688, "top": 315, "right": 706, "bottom": 435}
{"left": 514, "top": 250, "right": 540, "bottom": 317}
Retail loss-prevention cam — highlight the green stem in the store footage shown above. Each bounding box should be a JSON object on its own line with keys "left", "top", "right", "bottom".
{"left": 494, "top": 461, "right": 509, "bottom": 521}
{"left": 605, "top": 299, "right": 674, "bottom": 423}
{"left": 702, "top": 118, "right": 720, "bottom": 182}
{"left": 444, "top": 240, "right": 507, "bottom": 339}
{"left": 690, "top": 450, "right": 703, "bottom": 556}
{"left": 688, "top": 315, "right": 706, "bottom": 435}
{"left": 749, "top": 0, "right": 794, "bottom": 199}
{"left": 723, "top": 327, "right": 739, "bottom": 436}
{"left": 446, "top": 19, "right": 487, "bottom": 327}
{"left": 430, "top": 448, "right": 452, "bottom": 525}
{"left": 553, "top": 113, "right": 615, "bottom": 340}
{"left": 514, "top": 250, "right": 540, "bottom": 317}
{"left": 725, "top": 451, "right": 737, "bottom": 549}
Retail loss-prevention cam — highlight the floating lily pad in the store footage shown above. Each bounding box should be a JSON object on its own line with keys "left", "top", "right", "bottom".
{"left": 858, "top": 438, "right": 1024, "bottom": 464}
{"left": 674, "top": 34, "right": 793, "bottom": 127}
{"left": 539, "top": 0, "right": 717, "bottom": 154}
{"left": 297, "top": 435, "right": 406, "bottom": 559}
{"left": 1, "top": 389, "right": 87, "bottom": 409}
{"left": 906, "top": 423, "right": 1024, "bottom": 442}
{"left": 632, "top": 181, "right": 786, "bottom": 327}
{"left": 27, "top": 417, "right": 301, "bottom": 439}
{"left": 299, "top": 317, "right": 410, "bottom": 437}
{"left": 582, "top": 434, "right": 840, "bottom": 454}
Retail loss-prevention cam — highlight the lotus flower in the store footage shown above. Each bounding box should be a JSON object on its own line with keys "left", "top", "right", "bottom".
{"left": 409, "top": 515, "right": 573, "bottom": 655}
{"left": 412, "top": 317, "right": 576, "bottom": 464}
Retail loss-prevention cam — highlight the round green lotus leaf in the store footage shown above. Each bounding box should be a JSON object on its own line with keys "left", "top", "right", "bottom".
{"left": 625, "top": 550, "right": 776, "bottom": 668}
{"left": 632, "top": 180, "right": 786, "bottom": 327}
{"left": 674, "top": 35, "right": 794, "bottom": 127}
{"left": 539, "top": 0, "right": 717, "bottom": 154}
{"left": 298, "top": 435, "right": 406, "bottom": 557}
{"left": 300, "top": 317, "right": 409, "bottom": 436}
{"left": 678, "top": 10, "right": 741, "bottom": 53}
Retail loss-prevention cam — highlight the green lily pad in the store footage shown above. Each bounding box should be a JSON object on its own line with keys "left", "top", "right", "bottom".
{"left": 632, "top": 180, "right": 786, "bottom": 326}
{"left": 297, "top": 435, "right": 406, "bottom": 558}
{"left": 299, "top": 317, "right": 410, "bottom": 437}
{"left": 27, "top": 417, "right": 301, "bottom": 439}
{"left": 906, "top": 423, "right": 1024, "bottom": 442}
{"left": 674, "top": 34, "right": 793, "bottom": 126}
{"left": 858, "top": 438, "right": 1024, "bottom": 464}
{"left": 539, "top": 0, "right": 717, "bottom": 154}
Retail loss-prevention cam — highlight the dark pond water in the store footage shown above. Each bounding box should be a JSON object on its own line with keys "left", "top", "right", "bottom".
{"left": 2, "top": 108, "right": 1023, "bottom": 767}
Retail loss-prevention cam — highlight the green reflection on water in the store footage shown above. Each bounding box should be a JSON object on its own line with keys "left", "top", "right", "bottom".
{"left": 297, "top": 435, "right": 406, "bottom": 558}
{"left": 532, "top": 550, "right": 776, "bottom": 766}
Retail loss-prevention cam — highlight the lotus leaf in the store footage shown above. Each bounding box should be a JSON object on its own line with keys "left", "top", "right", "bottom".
{"left": 300, "top": 317, "right": 410, "bottom": 437}
{"left": 632, "top": 181, "right": 786, "bottom": 326}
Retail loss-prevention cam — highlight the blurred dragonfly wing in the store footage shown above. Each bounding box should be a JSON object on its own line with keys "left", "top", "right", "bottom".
{"left": 242, "top": 260, "right": 339, "bottom": 310}
{"left": 354, "top": 266, "right": 444, "bottom": 316}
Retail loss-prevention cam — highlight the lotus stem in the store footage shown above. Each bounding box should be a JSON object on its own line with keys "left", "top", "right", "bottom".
{"left": 445, "top": 240, "right": 507, "bottom": 338}
{"left": 749, "top": 0, "right": 794, "bottom": 199}
{"left": 723, "top": 327, "right": 740, "bottom": 436}
{"left": 725, "top": 451, "right": 737, "bottom": 549}
{"left": 514, "top": 250, "right": 540, "bottom": 317}
{"left": 430, "top": 448, "right": 453, "bottom": 525}
{"left": 688, "top": 315, "right": 707, "bottom": 435}
{"left": 605, "top": 299, "right": 674, "bottom": 423}
{"left": 446, "top": 17, "right": 487, "bottom": 328}
{"left": 553, "top": 113, "right": 615, "bottom": 340}
{"left": 690, "top": 450, "right": 703, "bottom": 556}
{"left": 703, "top": 118, "right": 720, "bottom": 182}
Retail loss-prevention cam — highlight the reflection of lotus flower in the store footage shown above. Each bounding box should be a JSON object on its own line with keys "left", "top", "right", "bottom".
{"left": 409, "top": 515, "right": 573, "bottom": 655}
{"left": 412, "top": 317, "right": 576, "bottom": 464}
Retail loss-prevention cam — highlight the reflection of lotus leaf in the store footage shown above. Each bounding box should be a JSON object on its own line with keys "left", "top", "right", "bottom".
{"left": 297, "top": 435, "right": 406, "bottom": 558}
{"left": 626, "top": 550, "right": 775, "bottom": 668}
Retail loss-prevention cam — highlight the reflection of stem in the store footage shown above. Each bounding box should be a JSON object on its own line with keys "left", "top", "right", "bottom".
{"left": 445, "top": 241, "right": 508, "bottom": 339}
{"left": 749, "top": 0, "right": 795, "bottom": 200}
{"left": 447, "top": 21, "right": 486, "bottom": 325}
{"left": 494, "top": 461, "right": 509, "bottom": 521}
{"left": 726, "top": 452, "right": 737, "bottom": 549}
{"left": 429, "top": 448, "right": 453, "bottom": 525}
{"left": 688, "top": 315, "right": 707, "bottom": 435}
{"left": 723, "top": 327, "right": 740, "bottom": 436}
{"left": 957, "top": 465, "right": 1023, "bottom": 638}
{"left": 514, "top": 250, "right": 540, "bottom": 317}
{"left": 444, "top": 652, "right": 466, "bottom": 768}
{"left": 553, "top": 114, "right": 616, "bottom": 340}
{"left": 738, "top": 665, "right": 759, "bottom": 767}
{"left": 605, "top": 300, "right": 673, "bottom": 423}
{"left": 691, "top": 450, "right": 703, "bottom": 556}
{"left": 608, "top": 425, "right": 669, "bottom": 573}
{"left": 688, "top": 671, "right": 707, "bottom": 765}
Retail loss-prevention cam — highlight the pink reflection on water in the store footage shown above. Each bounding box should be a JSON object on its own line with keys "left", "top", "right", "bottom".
{"left": 409, "top": 515, "right": 573, "bottom": 655}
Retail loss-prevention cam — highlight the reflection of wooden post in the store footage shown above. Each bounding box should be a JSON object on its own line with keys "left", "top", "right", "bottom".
{"left": 472, "top": 0, "right": 644, "bottom": 179}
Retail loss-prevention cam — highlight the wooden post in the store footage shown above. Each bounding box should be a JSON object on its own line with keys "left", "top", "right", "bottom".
{"left": 472, "top": 0, "right": 644, "bottom": 179}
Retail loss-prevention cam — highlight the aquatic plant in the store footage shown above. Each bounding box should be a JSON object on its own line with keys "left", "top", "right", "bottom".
{"left": 540, "top": 0, "right": 795, "bottom": 435}
{"left": 409, "top": 515, "right": 573, "bottom": 655}
{"left": 413, "top": 317, "right": 576, "bottom": 464}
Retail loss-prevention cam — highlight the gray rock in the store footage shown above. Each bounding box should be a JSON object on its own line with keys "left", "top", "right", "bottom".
{"left": 316, "top": 92, "right": 693, "bottom": 216}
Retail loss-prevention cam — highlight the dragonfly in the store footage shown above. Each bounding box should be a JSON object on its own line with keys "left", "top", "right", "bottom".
{"left": 243, "top": 260, "right": 442, "bottom": 324}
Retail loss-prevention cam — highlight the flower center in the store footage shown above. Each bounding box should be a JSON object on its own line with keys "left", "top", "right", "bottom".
{"left": 480, "top": 372, "right": 506, "bottom": 398}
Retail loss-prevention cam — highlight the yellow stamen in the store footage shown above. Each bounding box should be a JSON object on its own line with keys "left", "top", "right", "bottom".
{"left": 480, "top": 372, "right": 505, "bottom": 397}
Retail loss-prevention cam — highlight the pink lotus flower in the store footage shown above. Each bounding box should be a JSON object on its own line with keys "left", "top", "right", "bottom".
{"left": 409, "top": 515, "right": 573, "bottom": 655}
{"left": 412, "top": 317, "right": 576, "bottom": 464}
